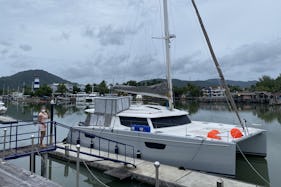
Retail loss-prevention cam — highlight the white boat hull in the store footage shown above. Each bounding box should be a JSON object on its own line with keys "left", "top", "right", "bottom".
{"left": 66, "top": 126, "right": 266, "bottom": 176}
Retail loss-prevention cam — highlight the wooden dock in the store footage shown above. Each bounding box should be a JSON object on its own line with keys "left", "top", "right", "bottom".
{"left": 0, "top": 161, "right": 61, "bottom": 187}
{"left": 50, "top": 143, "right": 256, "bottom": 187}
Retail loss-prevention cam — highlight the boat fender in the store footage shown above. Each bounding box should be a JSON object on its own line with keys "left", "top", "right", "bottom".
{"left": 207, "top": 129, "right": 221, "bottom": 140}
{"left": 115, "top": 145, "right": 119, "bottom": 154}
{"left": 230, "top": 128, "right": 243, "bottom": 138}
{"left": 76, "top": 139, "right": 80, "bottom": 144}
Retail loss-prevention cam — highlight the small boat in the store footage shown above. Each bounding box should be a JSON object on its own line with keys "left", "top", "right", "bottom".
{"left": 0, "top": 101, "right": 7, "bottom": 114}
{"left": 66, "top": 0, "right": 267, "bottom": 176}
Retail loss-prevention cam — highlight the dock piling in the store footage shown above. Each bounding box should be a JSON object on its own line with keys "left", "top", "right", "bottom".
{"left": 3, "top": 128, "right": 7, "bottom": 151}
{"left": 217, "top": 178, "right": 224, "bottom": 187}
{"left": 41, "top": 153, "right": 48, "bottom": 177}
{"left": 65, "top": 145, "right": 69, "bottom": 157}
{"left": 2, "top": 128, "right": 7, "bottom": 162}
{"left": 76, "top": 144, "right": 80, "bottom": 187}
{"left": 30, "top": 135, "right": 35, "bottom": 175}
{"left": 154, "top": 161, "right": 160, "bottom": 187}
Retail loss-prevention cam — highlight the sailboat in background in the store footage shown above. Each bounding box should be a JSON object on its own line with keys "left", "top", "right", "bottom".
{"left": 67, "top": 0, "right": 267, "bottom": 176}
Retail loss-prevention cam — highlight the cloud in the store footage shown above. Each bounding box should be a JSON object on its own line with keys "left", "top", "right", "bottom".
{"left": 19, "top": 44, "right": 32, "bottom": 51}
{"left": 218, "top": 39, "right": 281, "bottom": 79}
{"left": 83, "top": 26, "right": 95, "bottom": 38}
{"left": 0, "top": 0, "right": 281, "bottom": 83}
{"left": 96, "top": 25, "right": 137, "bottom": 46}
{"left": 1, "top": 49, "right": 9, "bottom": 55}
{"left": 0, "top": 41, "right": 12, "bottom": 47}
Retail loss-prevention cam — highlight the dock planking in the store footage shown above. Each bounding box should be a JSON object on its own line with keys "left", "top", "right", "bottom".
{"left": 0, "top": 161, "right": 61, "bottom": 187}
{"left": 0, "top": 144, "right": 56, "bottom": 160}
{"left": 49, "top": 143, "right": 256, "bottom": 187}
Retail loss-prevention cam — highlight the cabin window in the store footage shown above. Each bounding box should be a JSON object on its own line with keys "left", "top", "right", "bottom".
{"left": 119, "top": 117, "right": 149, "bottom": 127}
{"left": 151, "top": 115, "right": 191, "bottom": 128}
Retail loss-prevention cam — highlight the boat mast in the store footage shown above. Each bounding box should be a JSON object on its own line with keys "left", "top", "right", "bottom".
{"left": 191, "top": 0, "right": 247, "bottom": 133}
{"left": 163, "top": 0, "right": 174, "bottom": 110}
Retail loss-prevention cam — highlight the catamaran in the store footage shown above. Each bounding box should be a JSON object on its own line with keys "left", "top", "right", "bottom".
{"left": 66, "top": 0, "right": 266, "bottom": 176}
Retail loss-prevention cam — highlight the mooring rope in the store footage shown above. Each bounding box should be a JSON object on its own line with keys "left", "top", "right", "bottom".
{"left": 236, "top": 144, "right": 270, "bottom": 185}
{"left": 82, "top": 160, "right": 110, "bottom": 187}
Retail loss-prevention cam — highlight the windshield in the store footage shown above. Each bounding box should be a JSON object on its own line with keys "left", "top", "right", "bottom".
{"left": 151, "top": 115, "right": 191, "bottom": 128}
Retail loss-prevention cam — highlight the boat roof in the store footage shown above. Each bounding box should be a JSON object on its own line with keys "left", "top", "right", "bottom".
{"left": 85, "top": 104, "right": 188, "bottom": 118}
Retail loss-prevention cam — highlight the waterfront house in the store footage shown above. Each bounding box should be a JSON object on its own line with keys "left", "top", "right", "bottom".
{"left": 202, "top": 87, "right": 225, "bottom": 98}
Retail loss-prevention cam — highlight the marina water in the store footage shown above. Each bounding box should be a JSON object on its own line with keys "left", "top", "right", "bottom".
{"left": 3, "top": 101, "right": 281, "bottom": 187}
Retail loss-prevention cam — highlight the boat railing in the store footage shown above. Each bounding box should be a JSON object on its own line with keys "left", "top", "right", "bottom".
{"left": 0, "top": 121, "right": 136, "bottom": 167}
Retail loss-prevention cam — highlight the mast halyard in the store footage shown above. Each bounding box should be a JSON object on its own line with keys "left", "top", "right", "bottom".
{"left": 163, "top": 0, "right": 175, "bottom": 110}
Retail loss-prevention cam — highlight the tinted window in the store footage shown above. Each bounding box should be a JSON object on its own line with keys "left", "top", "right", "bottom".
{"left": 119, "top": 117, "right": 149, "bottom": 127}
{"left": 151, "top": 115, "right": 191, "bottom": 128}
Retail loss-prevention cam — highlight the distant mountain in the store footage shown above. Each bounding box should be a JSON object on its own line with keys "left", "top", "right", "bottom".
{"left": 0, "top": 69, "right": 71, "bottom": 90}
{"left": 140, "top": 78, "right": 257, "bottom": 88}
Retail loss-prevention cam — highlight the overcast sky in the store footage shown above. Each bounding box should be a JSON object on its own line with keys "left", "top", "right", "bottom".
{"left": 0, "top": 0, "right": 280, "bottom": 84}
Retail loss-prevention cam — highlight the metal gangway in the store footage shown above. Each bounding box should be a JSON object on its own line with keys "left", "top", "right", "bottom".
{"left": 0, "top": 121, "right": 136, "bottom": 168}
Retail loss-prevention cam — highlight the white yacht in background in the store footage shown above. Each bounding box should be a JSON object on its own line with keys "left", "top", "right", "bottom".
{"left": 0, "top": 101, "right": 7, "bottom": 114}
{"left": 67, "top": 0, "right": 267, "bottom": 176}
{"left": 85, "top": 92, "right": 99, "bottom": 103}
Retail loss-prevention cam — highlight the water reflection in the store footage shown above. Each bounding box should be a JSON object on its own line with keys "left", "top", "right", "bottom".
{"left": 236, "top": 155, "right": 269, "bottom": 186}
{"left": 253, "top": 105, "right": 281, "bottom": 124}
{"left": 175, "top": 101, "right": 281, "bottom": 125}
{"left": 47, "top": 157, "right": 152, "bottom": 187}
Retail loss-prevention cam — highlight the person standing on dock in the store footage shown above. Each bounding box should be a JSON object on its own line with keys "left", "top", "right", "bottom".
{"left": 38, "top": 106, "right": 49, "bottom": 147}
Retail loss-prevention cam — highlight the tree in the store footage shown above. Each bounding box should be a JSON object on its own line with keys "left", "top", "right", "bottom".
{"left": 23, "top": 86, "right": 33, "bottom": 95}
{"left": 125, "top": 80, "right": 137, "bottom": 86}
{"left": 98, "top": 80, "right": 109, "bottom": 94}
{"left": 228, "top": 85, "right": 242, "bottom": 92}
{"left": 187, "top": 84, "right": 201, "bottom": 97}
{"left": 255, "top": 75, "right": 275, "bottom": 92}
{"left": 72, "top": 85, "right": 81, "bottom": 94}
{"left": 34, "top": 84, "right": 52, "bottom": 97}
{"left": 84, "top": 84, "right": 92, "bottom": 93}
{"left": 56, "top": 83, "right": 68, "bottom": 94}
{"left": 273, "top": 74, "right": 281, "bottom": 92}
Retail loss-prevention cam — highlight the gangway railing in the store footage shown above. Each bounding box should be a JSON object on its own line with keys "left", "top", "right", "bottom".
{"left": 54, "top": 122, "right": 136, "bottom": 168}
{"left": 0, "top": 121, "right": 136, "bottom": 168}
{"left": 0, "top": 121, "right": 56, "bottom": 160}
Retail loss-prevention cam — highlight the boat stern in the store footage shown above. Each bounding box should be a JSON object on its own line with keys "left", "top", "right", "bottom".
{"left": 236, "top": 130, "right": 267, "bottom": 157}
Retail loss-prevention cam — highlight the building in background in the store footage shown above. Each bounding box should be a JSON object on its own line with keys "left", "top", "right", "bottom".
{"left": 33, "top": 77, "right": 40, "bottom": 91}
{"left": 202, "top": 87, "right": 225, "bottom": 98}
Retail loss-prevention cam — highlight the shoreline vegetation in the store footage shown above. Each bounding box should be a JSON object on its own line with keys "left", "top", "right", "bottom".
{"left": 1, "top": 73, "right": 281, "bottom": 105}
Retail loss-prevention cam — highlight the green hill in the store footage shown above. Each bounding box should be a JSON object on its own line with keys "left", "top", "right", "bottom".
{"left": 0, "top": 69, "right": 71, "bottom": 91}
{"left": 140, "top": 78, "right": 257, "bottom": 88}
